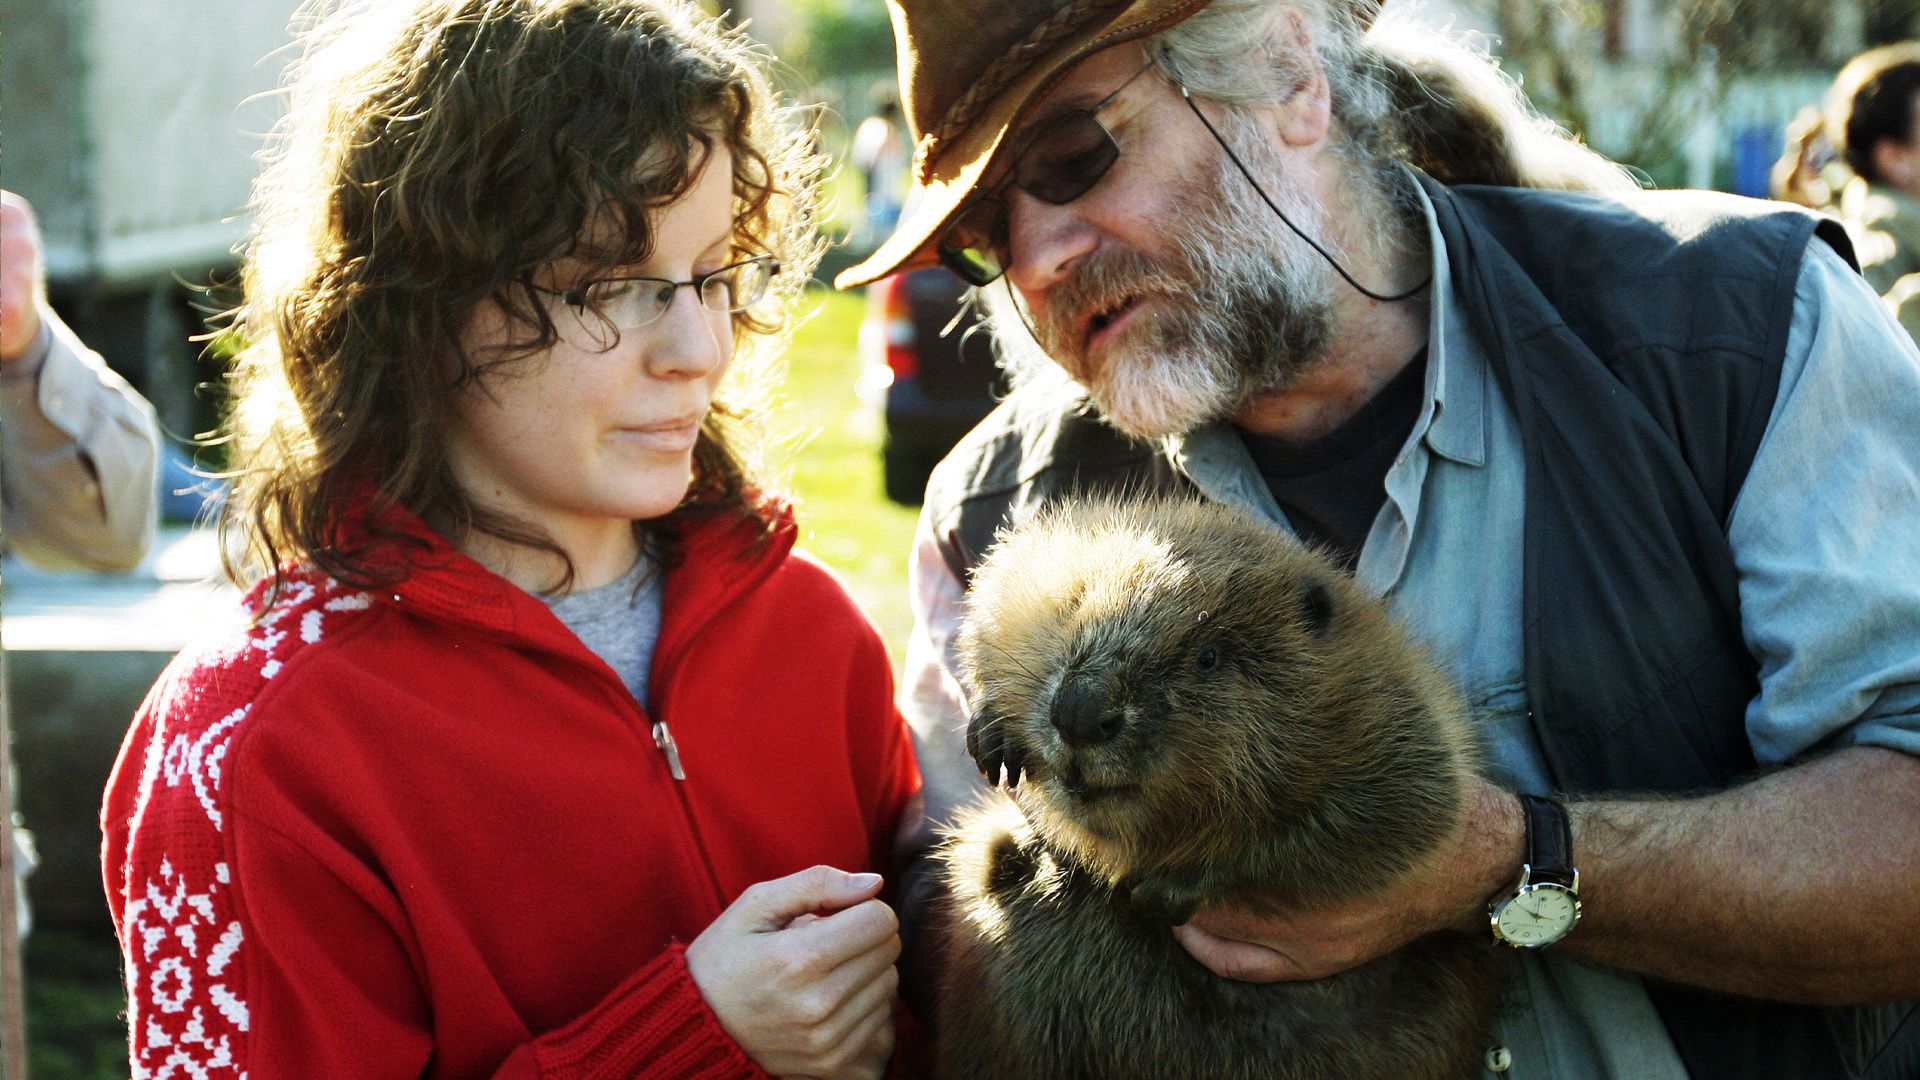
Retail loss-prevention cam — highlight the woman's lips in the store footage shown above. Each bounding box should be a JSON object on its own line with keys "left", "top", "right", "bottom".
{"left": 615, "top": 416, "right": 702, "bottom": 452}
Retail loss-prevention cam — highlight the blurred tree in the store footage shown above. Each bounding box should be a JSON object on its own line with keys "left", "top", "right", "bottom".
{"left": 1474, "top": 0, "right": 1835, "bottom": 177}
{"left": 781, "top": 0, "right": 894, "bottom": 88}
{"left": 1863, "top": 0, "right": 1920, "bottom": 44}
{"left": 1474, "top": 0, "right": 1843, "bottom": 183}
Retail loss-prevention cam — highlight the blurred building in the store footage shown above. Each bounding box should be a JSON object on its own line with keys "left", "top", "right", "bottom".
{"left": 0, "top": 0, "right": 301, "bottom": 448}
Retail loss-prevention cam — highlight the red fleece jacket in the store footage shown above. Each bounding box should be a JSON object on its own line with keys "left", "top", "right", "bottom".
{"left": 101, "top": 505, "right": 921, "bottom": 1078}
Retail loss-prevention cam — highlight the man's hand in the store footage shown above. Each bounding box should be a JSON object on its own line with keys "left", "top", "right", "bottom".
{"left": 1, "top": 190, "right": 47, "bottom": 363}
{"left": 686, "top": 865, "right": 901, "bottom": 1080}
{"left": 1173, "top": 779, "right": 1522, "bottom": 983}
{"left": 1176, "top": 749, "right": 1920, "bottom": 1002}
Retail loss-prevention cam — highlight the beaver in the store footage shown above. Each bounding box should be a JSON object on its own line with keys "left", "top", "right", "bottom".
{"left": 936, "top": 494, "right": 1506, "bottom": 1080}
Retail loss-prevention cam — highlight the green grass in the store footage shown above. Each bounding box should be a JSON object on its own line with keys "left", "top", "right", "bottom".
{"left": 26, "top": 927, "right": 129, "bottom": 1080}
{"left": 771, "top": 284, "right": 920, "bottom": 664}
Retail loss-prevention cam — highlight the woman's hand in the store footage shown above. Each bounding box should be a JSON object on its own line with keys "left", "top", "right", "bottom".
{"left": 686, "top": 865, "right": 901, "bottom": 1080}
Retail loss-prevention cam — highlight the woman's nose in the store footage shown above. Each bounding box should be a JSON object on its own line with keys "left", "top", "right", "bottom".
{"left": 642, "top": 286, "right": 729, "bottom": 379}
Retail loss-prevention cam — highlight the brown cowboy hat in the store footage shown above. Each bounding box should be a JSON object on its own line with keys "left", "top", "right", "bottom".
{"left": 832, "top": 0, "right": 1382, "bottom": 289}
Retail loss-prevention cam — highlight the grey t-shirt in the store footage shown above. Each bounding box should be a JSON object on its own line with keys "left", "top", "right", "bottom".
{"left": 542, "top": 553, "right": 666, "bottom": 707}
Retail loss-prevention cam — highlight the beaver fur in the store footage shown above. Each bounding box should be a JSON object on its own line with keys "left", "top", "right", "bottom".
{"left": 937, "top": 495, "right": 1505, "bottom": 1080}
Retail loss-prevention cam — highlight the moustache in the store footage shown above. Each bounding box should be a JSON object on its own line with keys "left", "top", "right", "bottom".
{"left": 1038, "top": 247, "right": 1190, "bottom": 354}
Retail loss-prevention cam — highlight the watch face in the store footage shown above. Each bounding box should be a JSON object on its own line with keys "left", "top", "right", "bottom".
{"left": 1495, "top": 884, "right": 1579, "bottom": 947}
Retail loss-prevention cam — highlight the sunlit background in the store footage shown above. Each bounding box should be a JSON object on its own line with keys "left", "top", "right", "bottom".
{"left": 4, "top": 0, "right": 1917, "bottom": 1072}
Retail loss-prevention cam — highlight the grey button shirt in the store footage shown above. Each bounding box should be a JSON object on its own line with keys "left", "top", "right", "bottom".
{"left": 0, "top": 306, "right": 159, "bottom": 571}
{"left": 901, "top": 180, "right": 1920, "bottom": 1079}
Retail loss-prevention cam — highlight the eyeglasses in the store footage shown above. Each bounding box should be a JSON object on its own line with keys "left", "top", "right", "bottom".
{"left": 936, "top": 55, "right": 1157, "bottom": 287}
{"left": 533, "top": 254, "right": 778, "bottom": 341}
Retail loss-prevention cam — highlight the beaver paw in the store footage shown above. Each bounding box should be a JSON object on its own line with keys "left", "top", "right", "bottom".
{"left": 966, "top": 710, "right": 1029, "bottom": 787}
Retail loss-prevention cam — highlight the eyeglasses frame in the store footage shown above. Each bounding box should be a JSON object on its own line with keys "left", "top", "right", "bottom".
{"left": 936, "top": 52, "right": 1161, "bottom": 286}
{"left": 531, "top": 253, "right": 780, "bottom": 330}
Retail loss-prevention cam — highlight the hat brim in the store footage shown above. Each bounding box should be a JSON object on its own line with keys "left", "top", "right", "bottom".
{"left": 834, "top": 0, "right": 1212, "bottom": 289}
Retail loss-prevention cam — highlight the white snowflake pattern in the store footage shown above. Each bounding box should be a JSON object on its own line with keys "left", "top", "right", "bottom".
{"left": 121, "top": 572, "right": 371, "bottom": 1078}
{"left": 191, "top": 576, "right": 368, "bottom": 687}
{"left": 124, "top": 860, "right": 247, "bottom": 1079}
{"left": 161, "top": 707, "right": 247, "bottom": 833}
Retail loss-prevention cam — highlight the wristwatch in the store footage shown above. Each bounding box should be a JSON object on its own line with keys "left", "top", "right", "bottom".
{"left": 1488, "top": 793, "right": 1582, "bottom": 949}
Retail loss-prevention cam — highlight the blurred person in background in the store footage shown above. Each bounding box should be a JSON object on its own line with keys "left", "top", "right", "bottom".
{"left": 99, "top": 1, "right": 921, "bottom": 1076}
{"left": 2, "top": 185, "right": 162, "bottom": 946}
{"left": 1830, "top": 42, "right": 1920, "bottom": 294}
{"left": 1, "top": 189, "right": 159, "bottom": 571}
{"left": 851, "top": 82, "right": 911, "bottom": 248}
{"left": 841, "top": 1, "right": 1920, "bottom": 1077}
{"left": 1828, "top": 41, "right": 1920, "bottom": 343}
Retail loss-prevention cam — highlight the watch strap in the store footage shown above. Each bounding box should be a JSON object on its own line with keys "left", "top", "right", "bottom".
{"left": 1518, "top": 793, "right": 1575, "bottom": 886}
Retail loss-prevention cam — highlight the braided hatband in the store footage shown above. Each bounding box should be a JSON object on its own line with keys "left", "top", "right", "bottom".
{"left": 914, "top": 0, "right": 1132, "bottom": 180}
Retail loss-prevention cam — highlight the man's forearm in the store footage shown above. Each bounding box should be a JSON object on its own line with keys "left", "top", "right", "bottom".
{"left": 1563, "top": 745, "right": 1920, "bottom": 1004}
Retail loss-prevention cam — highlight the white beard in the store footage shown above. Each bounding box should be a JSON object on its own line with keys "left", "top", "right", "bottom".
{"left": 985, "top": 116, "right": 1339, "bottom": 439}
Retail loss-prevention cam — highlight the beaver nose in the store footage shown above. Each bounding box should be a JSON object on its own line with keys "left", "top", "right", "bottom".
{"left": 1051, "top": 676, "right": 1123, "bottom": 748}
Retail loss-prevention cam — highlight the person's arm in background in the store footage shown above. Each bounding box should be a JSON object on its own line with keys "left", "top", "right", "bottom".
{"left": 0, "top": 190, "right": 158, "bottom": 572}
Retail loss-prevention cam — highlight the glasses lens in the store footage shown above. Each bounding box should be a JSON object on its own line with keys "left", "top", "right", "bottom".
{"left": 937, "top": 199, "right": 1008, "bottom": 286}
{"left": 554, "top": 279, "right": 650, "bottom": 348}
{"left": 1016, "top": 113, "right": 1119, "bottom": 204}
{"left": 598, "top": 279, "right": 677, "bottom": 330}
{"left": 704, "top": 257, "right": 776, "bottom": 312}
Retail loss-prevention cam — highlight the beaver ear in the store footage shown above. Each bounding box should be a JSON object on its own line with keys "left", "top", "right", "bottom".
{"left": 1301, "top": 581, "right": 1336, "bottom": 637}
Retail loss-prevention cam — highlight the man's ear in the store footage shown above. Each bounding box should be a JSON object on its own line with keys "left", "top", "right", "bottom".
{"left": 1267, "top": 6, "right": 1331, "bottom": 148}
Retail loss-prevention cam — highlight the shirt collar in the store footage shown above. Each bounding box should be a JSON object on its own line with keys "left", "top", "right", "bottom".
{"left": 1414, "top": 175, "right": 1489, "bottom": 469}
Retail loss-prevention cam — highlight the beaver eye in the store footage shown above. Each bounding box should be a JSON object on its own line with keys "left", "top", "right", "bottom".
{"left": 1194, "top": 644, "right": 1221, "bottom": 673}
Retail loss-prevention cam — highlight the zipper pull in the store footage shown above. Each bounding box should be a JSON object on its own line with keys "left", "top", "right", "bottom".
{"left": 652, "top": 720, "right": 687, "bottom": 780}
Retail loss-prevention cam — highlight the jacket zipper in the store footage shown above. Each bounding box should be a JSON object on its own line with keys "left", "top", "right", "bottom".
{"left": 632, "top": 527, "right": 787, "bottom": 914}
{"left": 651, "top": 719, "right": 687, "bottom": 780}
{"left": 647, "top": 611, "right": 739, "bottom": 911}
{"left": 648, "top": 701, "right": 725, "bottom": 911}
{"left": 564, "top": 650, "right": 718, "bottom": 905}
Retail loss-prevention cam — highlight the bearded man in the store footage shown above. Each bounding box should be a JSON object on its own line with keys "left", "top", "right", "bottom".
{"left": 835, "top": 1, "right": 1920, "bottom": 1077}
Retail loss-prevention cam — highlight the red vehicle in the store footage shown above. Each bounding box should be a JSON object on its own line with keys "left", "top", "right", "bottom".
{"left": 858, "top": 267, "right": 1004, "bottom": 504}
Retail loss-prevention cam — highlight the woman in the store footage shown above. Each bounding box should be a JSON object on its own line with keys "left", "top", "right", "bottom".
{"left": 100, "top": 1, "right": 920, "bottom": 1076}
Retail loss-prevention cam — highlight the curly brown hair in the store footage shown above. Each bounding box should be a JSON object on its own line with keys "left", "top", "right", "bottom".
{"left": 225, "top": 0, "right": 825, "bottom": 594}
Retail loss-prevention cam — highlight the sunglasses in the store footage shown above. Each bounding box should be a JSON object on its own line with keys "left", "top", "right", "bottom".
{"left": 936, "top": 55, "right": 1158, "bottom": 287}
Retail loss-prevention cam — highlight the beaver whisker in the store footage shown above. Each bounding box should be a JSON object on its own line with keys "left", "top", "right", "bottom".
{"left": 973, "top": 638, "right": 1048, "bottom": 685}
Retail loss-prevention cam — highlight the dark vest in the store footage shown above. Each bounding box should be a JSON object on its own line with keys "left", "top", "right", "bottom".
{"left": 922, "top": 178, "right": 1918, "bottom": 1079}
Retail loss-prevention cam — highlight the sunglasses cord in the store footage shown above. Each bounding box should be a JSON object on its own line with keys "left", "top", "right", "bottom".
{"left": 1165, "top": 55, "right": 1430, "bottom": 304}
